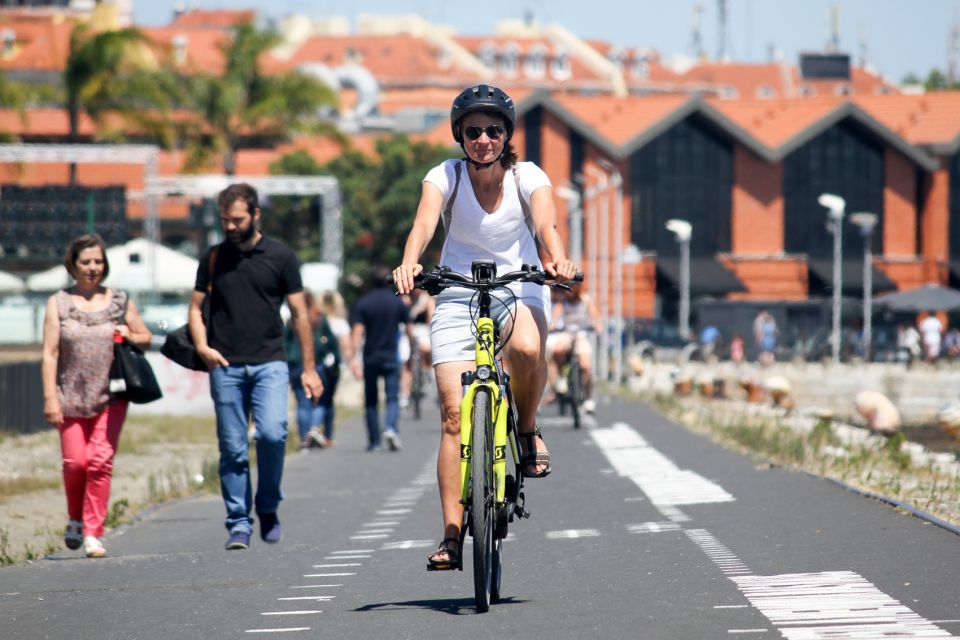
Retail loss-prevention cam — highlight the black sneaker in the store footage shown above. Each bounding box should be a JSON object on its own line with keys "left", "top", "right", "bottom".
{"left": 258, "top": 512, "right": 282, "bottom": 544}
{"left": 225, "top": 530, "right": 250, "bottom": 550}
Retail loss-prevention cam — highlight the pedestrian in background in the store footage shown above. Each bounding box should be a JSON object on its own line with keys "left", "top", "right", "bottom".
{"left": 350, "top": 265, "right": 411, "bottom": 452}
{"left": 41, "top": 234, "right": 152, "bottom": 558}
{"left": 919, "top": 311, "right": 943, "bottom": 363}
{"left": 285, "top": 290, "right": 341, "bottom": 450}
{"left": 188, "top": 183, "right": 322, "bottom": 551}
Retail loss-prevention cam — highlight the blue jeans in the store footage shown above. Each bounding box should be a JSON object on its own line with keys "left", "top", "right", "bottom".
{"left": 291, "top": 365, "right": 340, "bottom": 442}
{"left": 210, "top": 361, "right": 289, "bottom": 534}
{"left": 363, "top": 360, "right": 400, "bottom": 448}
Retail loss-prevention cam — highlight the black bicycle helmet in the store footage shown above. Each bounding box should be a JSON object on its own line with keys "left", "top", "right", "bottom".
{"left": 450, "top": 84, "right": 516, "bottom": 144}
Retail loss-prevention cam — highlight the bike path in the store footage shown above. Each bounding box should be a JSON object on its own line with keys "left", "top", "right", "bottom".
{"left": 1, "top": 395, "right": 958, "bottom": 639}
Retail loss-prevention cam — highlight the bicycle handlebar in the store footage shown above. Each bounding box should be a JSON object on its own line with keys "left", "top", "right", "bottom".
{"left": 413, "top": 264, "right": 584, "bottom": 296}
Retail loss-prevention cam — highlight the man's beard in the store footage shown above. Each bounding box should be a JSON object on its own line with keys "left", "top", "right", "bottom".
{"left": 227, "top": 223, "right": 257, "bottom": 245}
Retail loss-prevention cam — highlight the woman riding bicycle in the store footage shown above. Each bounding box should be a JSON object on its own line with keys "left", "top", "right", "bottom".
{"left": 546, "top": 282, "right": 602, "bottom": 413}
{"left": 393, "top": 84, "right": 577, "bottom": 569}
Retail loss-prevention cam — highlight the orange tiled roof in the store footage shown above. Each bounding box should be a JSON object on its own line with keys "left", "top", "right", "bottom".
{"left": 854, "top": 91, "right": 960, "bottom": 149}
{"left": 0, "top": 108, "right": 95, "bottom": 136}
{"left": 706, "top": 96, "right": 845, "bottom": 148}
{"left": 266, "top": 35, "right": 482, "bottom": 87}
{"left": 168, "top": 9, "right": 255, "bottom": 30}
{"left": 585, "top": 40, "right": 682, "bottom": 85}
{"left": 141, "top": 26, "right": 230, "bottom": 74}
{"left": 547, "top": 93, "right": 691, "bottom": 147}
{"left": 455, "top": 34, "right": 609, "bottom": 88}
{"left": 0, "top": 15, "right": 74, "bottom": 72}
{"left": 682, "top": 62, "right": 898, "bottom": 100}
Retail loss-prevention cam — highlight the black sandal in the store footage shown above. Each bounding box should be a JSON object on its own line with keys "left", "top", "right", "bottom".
{"left": 518, "top": 426, "right": 552, "bottom": 478}
{"left": 426, "top": 537, "right": 460, "bottom": 571}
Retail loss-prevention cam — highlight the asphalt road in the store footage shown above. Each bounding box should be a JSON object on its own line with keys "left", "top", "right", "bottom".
{"left": 2, "top": 394, "right": 959, "bottom": 639}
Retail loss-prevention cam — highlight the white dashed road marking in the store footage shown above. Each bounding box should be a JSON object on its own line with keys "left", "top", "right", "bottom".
{"left": 260, "top": 611, "right": 321, "bottom": 616}
{"left": 545, "top": 529, "right": 601, "bottom": 539}
{"left": 627, "top": 522, "right": 682, "bottom": 534}
{"left": 245, "top": 628, "right": 310, "bottom": 633}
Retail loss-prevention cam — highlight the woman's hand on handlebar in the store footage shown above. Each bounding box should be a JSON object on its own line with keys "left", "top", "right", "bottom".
{"left": 393, "top": 262, "right": 423, "bottom": 295}
{"left": 544, "top": 258, "right": 578, "bottom": 283}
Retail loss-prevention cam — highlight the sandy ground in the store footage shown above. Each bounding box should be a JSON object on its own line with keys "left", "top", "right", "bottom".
{"left": 0, "top": 423, "right": 219, "bottom": 560}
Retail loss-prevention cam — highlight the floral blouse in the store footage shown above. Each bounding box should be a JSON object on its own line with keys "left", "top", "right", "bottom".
{"left": 56, "top": 289, "right": 127, "bottom": 417}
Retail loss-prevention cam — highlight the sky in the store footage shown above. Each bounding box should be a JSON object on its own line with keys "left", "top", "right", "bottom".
{"left": 133, "top": 0, "right": 960, "bottom": 84}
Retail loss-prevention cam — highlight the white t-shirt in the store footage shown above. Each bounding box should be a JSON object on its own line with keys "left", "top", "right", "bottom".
{"left": 424, "top": 159, "right": 551, "bottom": 305}
{"left": 919, "top": 316, "right": 943, "bottom": 347}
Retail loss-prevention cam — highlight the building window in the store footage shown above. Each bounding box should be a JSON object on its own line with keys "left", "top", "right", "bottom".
{"left": 834, "top": 83, "right": 853, "bottom": 96}
{"left": 172, "top": 33, "right": 189, "bottom": 67}
{"left": 525, "top": 44, "right": 546, "bottom": 78}
{"left": 608, "top": 46, "right": 625, "bottom": 70}
{"left": 479, "top": 42, "right": 496, "bottom": 71}
{"left": 756, "top": 85, "right": 776, "bottom": 98}
{"left": 551, "top": 51, "right": 571, "bottom": 80}
{"left": 630, "top": 52, "right": 649, "bottom": 79}
{"left": 798, "top": 85, "right": 816, "bottom": 97}
{"left": 718, "top": 86, "right": 739, "bottom": 99}
{"left": 1, "top": 29, "right": 15, "bottom": 57}
{"left": 500, "top": 42, "right": 519, "bottom": 77}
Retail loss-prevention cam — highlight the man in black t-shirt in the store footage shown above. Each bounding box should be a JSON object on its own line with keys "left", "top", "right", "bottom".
{"left": 189, "top": 183, "right": 322, "bottom": 551}
{"left": 350, "top": 266, "right": 411, "bottom": 451}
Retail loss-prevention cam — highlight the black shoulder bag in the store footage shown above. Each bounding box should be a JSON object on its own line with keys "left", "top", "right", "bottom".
{"left": 109, "top": 293, "right": 163, "bottom": 404}
{"left": 161, "top": 246, "right": 220, "bottom": 371}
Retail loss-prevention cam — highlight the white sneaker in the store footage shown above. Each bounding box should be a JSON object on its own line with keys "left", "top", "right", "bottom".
{"left": 83, "top": 536, "right": 106, "bottom": 558}
{"left": 307, "top": 427, "right": 327, "bottom": 448}
{"left": 554, "top": 377, "right": 569, "bottom": 395}
{"left": 384, "top": 430, "right": 403, "bottom": 451}
{"left": 583, "top": 398, "right": 596, "bottom": 414}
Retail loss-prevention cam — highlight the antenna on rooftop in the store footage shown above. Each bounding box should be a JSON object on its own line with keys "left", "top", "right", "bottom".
{"left": 716, "top": 0, "right": 729, "bottom": 62}
{"left": 691, "top": 3, "right": 706, "bottom": 60}
{"left": 827, "top": 2, "right": 841, "bottom": 53}
{"left": 857, "top": 24, "right": 867, "bottom": 68}
{"left": 949, "top": 20, "right": 960, "bottom": 84}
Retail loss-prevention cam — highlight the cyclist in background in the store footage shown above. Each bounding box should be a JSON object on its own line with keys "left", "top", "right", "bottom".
{"left": 546, "top": 282, "right": 601, "bottom": 413}
{"left": 393, "top": 84, "right": 577, "bottom": 569}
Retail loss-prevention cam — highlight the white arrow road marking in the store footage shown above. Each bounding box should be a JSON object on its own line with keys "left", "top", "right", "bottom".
{"left": 592, "top": 423, "right": 735, "bottom": 507}
{"left": 627, "top": 522, "right": 682, "bottom": 533}
{"left": 260, "top": 611, "right": 321, "bottom": 616}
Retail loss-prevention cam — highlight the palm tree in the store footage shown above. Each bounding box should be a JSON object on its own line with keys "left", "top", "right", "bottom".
{"left": 174, "top": 23, "right": 340, "bottom": 175}
{"left": 63, "top": 23, "right": 154, "bottom": 181}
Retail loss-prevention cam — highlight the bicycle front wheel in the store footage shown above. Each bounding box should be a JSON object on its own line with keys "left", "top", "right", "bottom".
{"left": 471, "top": 387, "right": 494, "bottom": 613}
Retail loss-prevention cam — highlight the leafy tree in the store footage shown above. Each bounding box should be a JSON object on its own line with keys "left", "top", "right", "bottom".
{"left": 267, "top": 136, "right": 456, "bottom": 297}
{"left": 170, "top": 23, "right": 340, "bottom": 175}
{"left": 63, "top": 23, "right": 156, "bottom": 180}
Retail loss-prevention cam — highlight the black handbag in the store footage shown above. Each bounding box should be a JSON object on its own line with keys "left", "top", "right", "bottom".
{"left": 161, "top": 246, "right": 219, "bottom": 372}
{"left": 109, "top": 294, "right": 163, "bottom": 404}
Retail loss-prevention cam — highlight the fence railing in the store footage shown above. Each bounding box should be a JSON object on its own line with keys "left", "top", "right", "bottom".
{"left": 0, "top": 361, "right": 47, "bottom": 433}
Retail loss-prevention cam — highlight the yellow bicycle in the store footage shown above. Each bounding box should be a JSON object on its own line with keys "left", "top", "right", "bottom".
{"left": 418, "top": 259, "right": 581, "bottom": 612}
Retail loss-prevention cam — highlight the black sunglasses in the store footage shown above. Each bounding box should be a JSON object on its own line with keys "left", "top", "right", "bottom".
{"left": 463, "top": 124, "right": 505, "bottom": 141}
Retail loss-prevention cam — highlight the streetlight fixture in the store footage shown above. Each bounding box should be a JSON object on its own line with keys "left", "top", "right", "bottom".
{"left": 818, "top": 193, "right": 846, "bottom": 364}
{"left": 665, "top": 219, "right": 692, "bottom": 340}
{"left": 556, "top": 184, "right": 583, "bottom": 266}
{"left": 850, "top": 211, "right": 878, "bottom": 362}
{"left": 622, "top": 243, "right": 643, "bottom": 349}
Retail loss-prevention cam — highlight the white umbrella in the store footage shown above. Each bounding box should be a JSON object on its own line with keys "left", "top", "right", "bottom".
{"left": 0, "top": 270, "right": 26, "bottom": 294}
{"left": 26, "top": 263, "right": 70, "bottom": 292}
{"left": 27, "top": 238, "right": 200, "bottom": 293}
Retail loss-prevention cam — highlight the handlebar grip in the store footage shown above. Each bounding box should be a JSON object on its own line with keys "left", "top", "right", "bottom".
{"left": 573, "top": 272, "right": 584, "bottom": 283}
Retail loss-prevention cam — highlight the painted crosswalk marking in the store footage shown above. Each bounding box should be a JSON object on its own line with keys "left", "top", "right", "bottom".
{"left": 591, "top": 422, "right": 735, "bottom": 506}
{"left": 627, "top": 521, "right": 682, "bottom": 534}
{"left": 545, "top": 529, "right": 601, "bottom": 539}
{"left": 686, "top": 529, "right": 751, "bottom": 575}
{"left": 731, "top": 571, "right": 957, "bottom": 639}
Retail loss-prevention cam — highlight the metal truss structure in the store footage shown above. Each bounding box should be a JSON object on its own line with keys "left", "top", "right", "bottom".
{"left": 0, "top": 144, "right": 343, "bottom": 292}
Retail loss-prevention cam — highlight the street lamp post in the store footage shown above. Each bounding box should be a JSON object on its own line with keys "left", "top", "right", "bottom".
{"left": 818, "top": 193, "right": 846, "bottom": 364}
{"left": 556, "top": 184, "right": 583, "bottom": 266}
{"left": 665, "top": 219, "right": 692, "bottom": 340}
{"left": 622, "top": 244, "right": 643, "bottom": 349}
{"left": 598, "top": 159, "right": 624, "bottom": 384}
{"left": 850, "top": 212, "right": 878, "bottom": 362}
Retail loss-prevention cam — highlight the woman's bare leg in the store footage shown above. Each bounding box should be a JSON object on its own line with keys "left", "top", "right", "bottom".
{"left": 431, "top": 360, "right": 473, "bottom": 558}
{"left": 504, "top": 305, "right": 550, "bottom": 475}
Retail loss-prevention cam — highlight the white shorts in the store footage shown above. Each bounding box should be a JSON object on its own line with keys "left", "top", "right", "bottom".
{"left": 430, "top": 289, "right": 548, "bottom": 365}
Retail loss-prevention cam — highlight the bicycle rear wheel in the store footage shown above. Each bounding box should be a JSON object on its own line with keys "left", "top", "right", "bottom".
{"left": 411, "top": 359, "right": 424, "bottom": 420}
{"left": 471, "top": 387, "right": 494, "bottom": 613}
{"left": 569, "top": 359, "right": 583, "bottom": 430}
